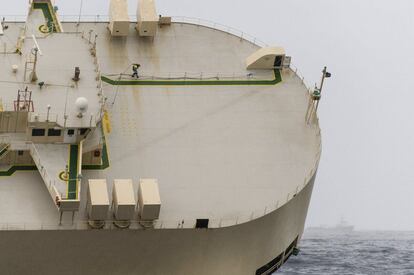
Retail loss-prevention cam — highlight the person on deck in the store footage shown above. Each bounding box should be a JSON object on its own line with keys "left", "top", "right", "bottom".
{"left": 132, "top": 64, "right": 141, "bottom": 78}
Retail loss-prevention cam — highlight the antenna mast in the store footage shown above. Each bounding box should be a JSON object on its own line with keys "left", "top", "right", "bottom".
{"left": 77, "top": 0, "right": 84, "bottom": 26}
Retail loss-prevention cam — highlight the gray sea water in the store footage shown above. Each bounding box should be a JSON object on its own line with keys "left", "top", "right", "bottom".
{"left": 278, "top": 231, "right": 414, "bottom": 275}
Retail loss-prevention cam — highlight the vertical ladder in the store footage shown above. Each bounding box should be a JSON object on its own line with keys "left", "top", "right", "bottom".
{"left": 23, "top": 48, "right": 39, "bottom": 82}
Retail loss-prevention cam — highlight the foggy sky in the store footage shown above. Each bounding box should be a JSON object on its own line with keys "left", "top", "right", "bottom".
{"left": 3, "top": 0, "right": 414, "bottom": 230}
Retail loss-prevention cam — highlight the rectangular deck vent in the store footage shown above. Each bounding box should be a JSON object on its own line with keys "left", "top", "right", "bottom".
{"left": 87, "top": 179, "right": 110, "bottom": 221}
{"left": 195, "top": 219, "right": 209, "bottom": 229}
{"left": 136, "top": 0, "right": 158, "bottom": 37}
{"left": 109, "top": 0, "right": 130, "bottom": 36}
{"left": 138, "top": 179, "right": 161, "bottom": 221}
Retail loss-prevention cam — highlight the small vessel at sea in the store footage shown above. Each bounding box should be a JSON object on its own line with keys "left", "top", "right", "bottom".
{"left": 307, "top": 218, "right": 355, "bottom": 235}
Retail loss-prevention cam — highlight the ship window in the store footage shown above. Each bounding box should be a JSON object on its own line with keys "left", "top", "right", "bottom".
{"left": 48, "top": 129, "right": 62, "bottom": 137}
{"left": 32, "top": 128, "right": 45, "bottom": 136}
{"left": 255, "top": 253, "right": 283, "bottom": 275}
{"left": 67, "top": 129, "right": 75, "bottom": 136}
{"left": 195, "top": 219, "right": 209, "bottom": 229}
{"left": 79, "top": 128, "right": 89, "bottom": 135}
{"left": 94, "top": 150, "right": 101, "bottom": 157}
{"left": 18, "top": 150, "right": 24, "bottom": 156}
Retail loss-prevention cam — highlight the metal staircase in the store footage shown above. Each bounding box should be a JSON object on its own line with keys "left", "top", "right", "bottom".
{"left": 0, "top": 143, "right": 10, "bottom": 160}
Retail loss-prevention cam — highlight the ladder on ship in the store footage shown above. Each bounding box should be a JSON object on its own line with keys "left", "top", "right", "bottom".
{"left": 23, "top": 49, "right": 39, "bottom": 82}
{"left": 0, "top": 143, "right": 10, "bottom": 161}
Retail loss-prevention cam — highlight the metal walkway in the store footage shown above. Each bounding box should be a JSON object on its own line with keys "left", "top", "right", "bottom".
{"left": 101, "top": 70, "right": 282, "bottom": 86}
{"left": 29, "top": 143, "right": 82, "bottom": 205}
{"left": 67, "top": 144, "right": 80, "bottom": 200}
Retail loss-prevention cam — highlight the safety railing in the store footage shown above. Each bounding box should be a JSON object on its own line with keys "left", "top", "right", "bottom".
{"left": 171, "top": 16, "right": 268, "bottom": 48}
{"left": 0, "top": 135, "right": 11, "bottom": 145}
{"left": 78, "top": 28, "right": 106, "bottom": 123}
{"left": 2, "top": 15, "right": 27, "bottom": 22}
{"left": 28, "top": 112, "right": 58, "bottom": 124}
{"left": 3, "top": 14, "right": 268, "bottom": 48}
{"left": 103, "top": 70, "right": 275, "bottom": 82}
{"left": 27, "top": 111, "right": 98, "bottom": 128}
{"left": 28, "top": 142, "right": 62, "bottom": 203}
{"left": 290, "top": 63, "right": 314, "bottom": 92}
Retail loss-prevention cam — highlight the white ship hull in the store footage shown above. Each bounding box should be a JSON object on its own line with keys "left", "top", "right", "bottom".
{"left": 0, "top": 176, "right": 315, "bottom": 275}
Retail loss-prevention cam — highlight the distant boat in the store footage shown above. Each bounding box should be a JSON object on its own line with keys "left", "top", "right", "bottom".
{"left": 306, "top": 218, "right": 354, "bottom": 234}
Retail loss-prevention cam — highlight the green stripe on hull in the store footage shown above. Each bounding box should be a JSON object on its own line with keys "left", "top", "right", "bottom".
{"left": 101, "top": 70, "right": 282, "bottom": 86}
{"left": 0, "top": 165, "right": 37, "bottom": 176}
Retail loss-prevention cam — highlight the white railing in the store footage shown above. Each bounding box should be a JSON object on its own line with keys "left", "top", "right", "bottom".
{"left": 171, "top": 16, "right": 268, "bottom": 48}
{"left": 28, "top": 142, "right": 61, "bottom": 203}
{"left": 2, "top": 15, "right": 27, "bottom": 22}
{"left": 103, "top": 70, "right": 274, "bottom": 82}
{"left": 28, "top": 112, "right": 58, "bottom": 124}
{"left": 290, "top": 63, "right": 314, "bottom": 92}
{"left": 78, "top": 28, "right": 106, "bottom": 123}
{"left": 3, "top": 14, "right": 268, "bottom": 47}
{"left": 0, "top": 135, "right": 11, "bottom": 145}
{"left": 28, "top": 111, "right": 98, "bottom": 128}
{"left": 0, "top": 135, "right": 28, "bottom": 151}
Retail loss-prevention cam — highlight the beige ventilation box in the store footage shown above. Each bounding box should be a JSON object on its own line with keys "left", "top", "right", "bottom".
{"left": 138, "top": 178, "right": 161, "bottom": 220}
{"left": 109, "top": 0, "right": 130, "bottom": 36}
{"left": 112, "top": 179, "right": 136, "bottom": 220}
{"left": 87, "top": 179, "right": 110, "bottom": 220}
{"left": 136, "top": 0, "right": 158, "bottom": 37}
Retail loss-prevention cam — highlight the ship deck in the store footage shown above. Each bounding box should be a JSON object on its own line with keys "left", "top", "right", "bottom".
{"left": 0, "top": 25, "right": 102, "bottom": 128}
{"left": 0, "top": 21, "right": 321, "bottom": 229}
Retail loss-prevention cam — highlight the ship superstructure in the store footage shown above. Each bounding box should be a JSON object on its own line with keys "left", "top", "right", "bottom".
{"left": 0, "top": 1, "right": 325, "bottom": 274}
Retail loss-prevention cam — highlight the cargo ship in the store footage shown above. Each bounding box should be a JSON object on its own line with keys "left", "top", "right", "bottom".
{"left": 0, "top": 0, "right": 326, "bottom": 274}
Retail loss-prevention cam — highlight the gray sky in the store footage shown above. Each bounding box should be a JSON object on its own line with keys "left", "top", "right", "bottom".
{"left": 4, "top": 0, "right": 414, "bottom": 230}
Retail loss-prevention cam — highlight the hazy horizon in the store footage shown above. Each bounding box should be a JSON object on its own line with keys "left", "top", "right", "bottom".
{"left": 3, "top": 0, "right": 414, "bottom": 231}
